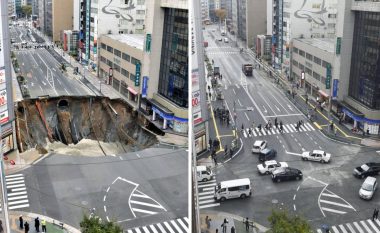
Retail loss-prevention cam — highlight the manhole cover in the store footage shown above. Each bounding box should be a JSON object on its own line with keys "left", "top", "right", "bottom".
{"left": 272, "top": 199, "right": 278, "bottom": 204}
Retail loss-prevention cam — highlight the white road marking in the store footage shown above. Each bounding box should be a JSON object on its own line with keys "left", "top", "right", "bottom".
{"left": 361, "top": 220, "right": 372, "bottom": 232}
{"left": 136, "top": 153, "right": 140, "bottom": 158}
{"left": 285, "top": 151, "right": 302, "bottom": 156}
{"left": 367, "top": 219, "right": 379, "bottom": 232}
{"left": 163, "top": 222, "right": 176, "bottom": 233}
{"left": 8, "top": 195, "right": 28, "bottom": 201}
{"left": 131, "top": 208, "right": 157, "bottom": 215}
{"left": 237, "top": 99, "right": 242, "bottom": 106}
{"left": 319, "top": 199, "right": 354, "bottom": 209}
{"left": 346, "top": 223, "right": 357, "bottom": 233}
{"left": 6, "top": 174, "right": 23, "bottom": 178}
{"left": 244, "top": 112, "right": 250, "bottom": 121}
{"left": 199, "top": 203, "right": 220, "bottom": 209}
{"left": 8, "top": 204, "right": 29, "bottom": 210}
{"left": 339, "top": 224, "right": 349, "bottom": 233}
{"left": 353, "top": 221, "right": 364, "bottom": 233}
{"left": 8, "top": 191, "right": 27, "bottom": 197}
{"left": 322, "top": 207, "right": 347, "bottom": 214}
{"left": 12, "top": 187, "right": 26, "bottom": 192}
{"left": 130, "top": 200, "right": 166, "bottom": 209}
{"left": 232, "top": 89, "right": 236, "bottom": 95}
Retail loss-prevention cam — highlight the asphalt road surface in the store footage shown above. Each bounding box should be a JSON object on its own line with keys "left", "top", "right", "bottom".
{"left": 200, "top": 24, "right": 380, "bottom": 230}
{"left": 20, "top": 148, "right": 188, "bottom": 230}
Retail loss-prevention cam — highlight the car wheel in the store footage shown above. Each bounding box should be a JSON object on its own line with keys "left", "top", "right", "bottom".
{"left": 202, "top": 178, "right": 208, "bottom": 182}
{"left": 276, "top": 178, "right": 281, "bottom": 183}
{"left": 265, "top": 171, "right": 270, "bottom": 175}
{"left": 295, "top": 176, "right": 301, "bottom": 181}
{"left": 320, "top": 160, "right": 325, "bottom": 164}
{"left": 361, "top": 175, "right": 365, "bottom": 179}
{"left": 240, "top": 194, "right": 246, "bottom": 199}
{"left": 220, "top": 197, "right": 226, "bottom": 202}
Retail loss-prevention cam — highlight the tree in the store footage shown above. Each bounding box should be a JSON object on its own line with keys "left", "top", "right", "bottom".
{"left": 266, "top": 209, "right": 312, "bottom": 233}
{"left": 80, "top": 215, "right": 123, "bottom": 233}
{"left": 215, "top": 9, "right": 227, "bottom": 29}
{"left": 21, "top": 5, "right": 32, "bottom": 17}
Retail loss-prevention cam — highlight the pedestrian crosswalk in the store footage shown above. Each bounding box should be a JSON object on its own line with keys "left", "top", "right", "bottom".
{"left": 242, "top": 122, "right": 316, "bottom": 138}
{"left": 126, "top": 217, "right": 189, "bottom": 233}
{"left": 197, "top": 179, "right": 220, "bottom": 209}
{"left": 319, "top": 189, "right": 356, "bottom": 216}
{"left": 316, "top": 218, "right": 380, "bottom": 233}
{"left": 5, "top": 174, "right": 30, "bottom": 210}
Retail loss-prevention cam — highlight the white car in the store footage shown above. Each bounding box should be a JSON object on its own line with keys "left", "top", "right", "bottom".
{"left": 257, "top": 160, "right": 288, "bottom": 175}
{"left": 217, "top": 38, "right": 222, "bottom": 41}
{"left": 359, "top": 176, "right": 377, "bottom": 200}
{"left": 252, "top": 140, "right": 267, "bottom": 153}
{"left": 224, "top": 38, "right": 229, "bottom": 43}
{"left": 301, "top": 150, "right": 331, "bottom": 163}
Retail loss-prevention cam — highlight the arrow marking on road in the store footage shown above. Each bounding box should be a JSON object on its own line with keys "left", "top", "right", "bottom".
{"left": 237, "top": 99, "right": 242, "bottom": 106}
{"left": 262, "top": 106, "right": 267, "bottom": 113}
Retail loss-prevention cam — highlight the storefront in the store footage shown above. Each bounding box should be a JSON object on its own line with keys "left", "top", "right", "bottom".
{"left": 194, "top": 122, "right": 207, "bottom": 155}
{"left": 127, "top": 87, "right": 138, "bottom": 103}
{"left": 150, "top": 100, "right": 174, "bottom": 130}
{"left": 2, "top": 123, "right": 15, "bottom": 155}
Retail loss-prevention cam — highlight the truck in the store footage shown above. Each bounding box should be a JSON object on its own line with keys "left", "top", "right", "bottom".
{"left": 242, "top": 64, "right": 253, "bottom": 76}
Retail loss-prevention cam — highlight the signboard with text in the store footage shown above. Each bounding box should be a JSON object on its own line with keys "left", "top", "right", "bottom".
{"left": 142, "top": 76, "right": 148, "bottom": 98}
{"left": 135, "top": 63, "right": 141, "bottom": 86}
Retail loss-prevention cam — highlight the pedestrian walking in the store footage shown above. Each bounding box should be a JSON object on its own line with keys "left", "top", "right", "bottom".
{"left": 229, "top": 148, "right": 233, "bottom": 158}
{"left": 248, "top": 128, "right": 252, "bottom": 137}
{"left": 373, "top": 208, "right": 378, "bottom": 221}
{"left": 258, "top": 124, "right": 262, "bottom": 131}
{"left": 24, "top": 221, "right": 29, "bottom": 233}
{"left": 35, "top": 217, "right": 40, "bottom": 232}
{"left": 221, "top": 74, "right": 223, "bottom": 80}
{"left": 367, "top": 128, "right": 370, "bottom": 135}
{"left": 209, "top": 138, "right": 213, "bottom": 150}
{"left": 241, "top": 124, "right": 244, "bottom": 132}
{"left": 41, "top": 219, "right": 47, "bottom": 232}
{"left": 305, "top": 95, "right": 309, "bottom": 104}
{"left": 221, "top": 218, "right": 228, "bottom": 233}
{"left": 244, "top": 217, "right": 249, "bottom": 231}
{"left": 230, "top": 226, "right": 235, "bottom": 233}
{"left": 334, "top": 127, "right": 337, "bottom": 136}
{"left": 280, "top": 124, "right": 284, "bottom": 133}
{"left": 274, "top": 118, "right": 277, "bottom": 126}
{"left": 0, "top": 220, "right": 3, "bottom": 233}
{"left": 208, "top": 85, "right": 211, "bottom": 92}
{"left": 19, "top": 215, "right": 24, "bottom": 229}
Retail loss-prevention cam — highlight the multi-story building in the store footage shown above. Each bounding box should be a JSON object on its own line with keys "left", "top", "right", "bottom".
{"left": 62, "top": 30, "right": 79, "bottom": 54}
{"left": 235, "top": 0, "right": 266, "bottom": 48}
{"left": 256, "top": 35, "right": 272, "bottom": 61}
{"left": 8, "top": 1, "right": 16, "bottom": 18}
{"left": 273, "top": 0, "right": 338, "bottom": 77}
{"left": 200, "top": 0, "right": 210, "bottom": 22}
{"left": 139, "top": 0, "right": 188, "bottom": 134}
{"left": 77, "top": 0, "right": 146, "bottom": 71}
{"left": 98, "top": 34, "right": 144, "bottom": 108}
{"left": 209, "top": 0, "right": 216, "bottom": 22}
{"left": 15, "top": 0, "right": 22, "bottom": 17}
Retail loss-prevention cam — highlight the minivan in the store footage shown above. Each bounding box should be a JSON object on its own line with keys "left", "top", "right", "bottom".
{"left": 359, "top": 176, "right": 377, "bottom": 200}
{"left": 214, "top": 178, "right": 252, "bottom": 201}
{"left": 196, "top": 166, "right": 213, "bottom": 182}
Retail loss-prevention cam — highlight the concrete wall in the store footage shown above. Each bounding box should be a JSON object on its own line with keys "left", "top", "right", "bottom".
{"left": 73, "top": 0, "right": 80, "bottom": 31}
{"left": 52, "top": 0, "right": 73, "bottom": 42}
{"left": 246, "top": 0, "right": 267, "bottom": 48}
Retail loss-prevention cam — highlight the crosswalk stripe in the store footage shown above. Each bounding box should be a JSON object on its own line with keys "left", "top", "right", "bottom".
{"left": 321, "top": 207, "right": 346, "bottom": 214}
{"left": 142, "top": 226, "right": 149, "bottom": 233}
{"left": 198, "top": 180, "right": 216, "bottom": 185}
{"left": 317, "top": 229, "right": 323, "bottom": 233}
{"left": 132, "top": 193, "right": 150, "bottom": 199}
{"left": 130, "top": 200, "right": 165, "bottom": 209}
{"left": 320, "top": 199, "right": 354, "bottom": 208}
{"left": 252, "top": 129, "right": 257, "bottom": 137}
{"left": 163, "top": 221, "right": 175, "bottom": 233}
{"left": 255, "top": 129, "right": 262, "bottom": 136}
{"left": 361, "top": 220, "right": 372, "bottom": 232}
{"left": 134, "top": 228, "right": 142, "bottom": 233}
{"left": 170, "top": 220, "right": 184, "bottom": 233}
{"left": 177, "top": 218, "right": 188, "bottom": 232}
{"left": 300, "top": 125, "right": 308, "bottom": 131}
{"left": 12, "top": 187, "right": 26, "bottom": 192}
{"left": 8, "top": 195, "right": 27, "bottom": 201}
{"left": 303, "top": 123, "right": 311, "bottom": 131}
{"left": 127, "top": 230, "right": 133, "bottom": 233}
{"left": 8, "top": 199, "right": 28, "bottom": 206}
{"left": 339, "top": 224, "right": 349, "bottom": 233}
{"left": 199, "top": 195, "right": 214, "bottom": 200}
{"left": 375, "top": 219, "right": 380, "bottom": 228}
{"left": 149, "top": 225, "right": 159, "bottom": 233}
{"left": 9, "top": 204, "right": 29, "bottom": 210}
{"left": 199, "top": 199, "right": 215, "bottom": 204}
{"left": 198, "top": 183, "right": 216, "bottom": 188}
{"left": 290, "top": 124, "right": 297, "bottom": 132}
{"left": 266, "top": 129, "right": 271, "bottom": 135}
{"left": 8, "top": 191, "right": 27, "bottom": 197}
{"left": 199, "top": 191, "right": 214, "bottom": 196}
{"left": 347, "top": 223, "right": 357, "bottom": 233}
{"left": 354, "top": 221, "right": 365, "bottom": 233}
{"left": 321, "top": 193, "right": 339, "bottom": 198}
{"left": 286, "top": 124, "right": 294, "bottom": 132}
{"left": 283, "top": 125, "right": 290, "bottom": 133}
{"left": 6, "top": 180, "right": 24, "bottom": 185}
{"left": 5, "top": 174, "right": 23, "bottom": 178}
{"left": 5, "top": 177, "right": 24, "bottom": 181}
{"left": 243, "top": 131, "right": 247, "bottom": 138}
{"left": 156, "top": 223, "right": 166, "bottom": 232}
{"left": 261, "top": 130, "right": 267, "bottom": 136}
{"left": 367, "top": 219, "right": 380, "bottom": 232}
{"left": 7, "top": 184, "right": 25, "bottom": 189}
{"left": 199, "top": 203, "right": 220, "bottom": 209}
{"left": 332, "top": 226, "right": 339, "bottom": 233}
{"left": 307, "top": 122, "right": 315, "bottom": 130}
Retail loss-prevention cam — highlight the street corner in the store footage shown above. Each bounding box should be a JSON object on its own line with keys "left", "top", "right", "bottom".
{"left": 200, "top": 213, "right": 235, "bottom": 233}
{"left": 102, "top": 177, "right": 167, "bottom": 223}
{"left": 9, "top": 214, "right": 67, "bottom": 233}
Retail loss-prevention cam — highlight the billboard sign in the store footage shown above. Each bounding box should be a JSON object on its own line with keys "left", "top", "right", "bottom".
{"left": 142, "top": 76, "right": 148, "bottom": 98}
{"left": 332, "top": 79, "right": 339, "bottom": 99}
{"left": 135, "top": 63, "right": 141, "bottom": 86}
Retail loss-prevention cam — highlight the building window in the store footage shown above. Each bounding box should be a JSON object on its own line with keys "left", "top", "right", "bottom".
{"left": 322, "top": 60, "right": 330, "bottom": 68}
{"left": 100, "top": 56, "right": 106, "bottom": 63}
{"left": 328, "top": 14, "right": 337, "bottom": 18}
{"left": 314, "top": 56, "right": 321, "bottom": 65}
{"left": 299, "top": 50, "right": 305, "bottom": 57}
{"left": 306, "top": 53, "right": 313, "bottom": 61}
{"left": 107, "top": 59, "right": 113, "bottom": 67}
{"left": 305, "top": 67, "right": 312, "bottom": 76}
{"left": 292, "top": 59, "right": 298, "bottom": 67}
{"left": 137, "top": 10, "right": 145, "bottom": 15}
{"left": 299, "top": 63, "right": 305, "bottom": 70}
{"left": 131, "top": 57, "right": 140, "bottom": 65}
{"left": 122, "top": 53, "right": 130, "bottom": 62}
{"left": 158, "top": 8, "right": 188, "bottom": 108}
{"left": 130, "top": 73, "right": 135, "bottom": 81}
{"left": 137, "top": 0, "right": 145, "bottom": 5}
{"left": 101, "top": 43, "right": 106, "bottom": 50}
{"left": 313, "top": 71, "right": 321, "bottom": 81}
{"left": 121, "top": 68, "right": 129, "bottom": 78}
{"left": 113, "top": 64, "right": 120, "bottom": 73}
{"left": 136, "top": 19, "right": 144, "bottom": 25}
{"left": 321, "top": 76, "right": 326, "bottom": 84}
{"left": 114, "top": 49, "right": 121, "bottom": 57}
{"left": 107, "top": 45, "right": 113, "bottom": 53}
{"left": 293, "top": 47, "right": 298, "bottom": 54}
{"left": 328, "top": 23, "right": 335, "bottom": 29}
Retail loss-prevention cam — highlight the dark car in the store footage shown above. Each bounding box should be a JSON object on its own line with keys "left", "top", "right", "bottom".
{"left": 271, "top": 167, "right": 303, "bottom": 183}
{"left": 354, "top": 163, "right": 380, "bottom": 179}
{"left": 259, "top": 148, "right": 277, "bottom": 162}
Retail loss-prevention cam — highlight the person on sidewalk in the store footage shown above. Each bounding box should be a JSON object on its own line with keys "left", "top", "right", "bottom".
{"left": 35, "top": 217, "right": 40, "bottom": 232}
{"left": 230, "top": 226, "right": 235, "bottom": 233}
{"left": 24, "top": 221, "right": 29, "bottom": 233}
{"left": 372, "top": 208, "right": 378, "bottom": 221}
{"left": 221, "top": 218, "right": 228, "bottom": 233}
{"left": 244, "top": 217, "right": 249, "bottom": 230}
{"left": 41, "top": 219, "right": 47, "bottom": 232}
{"left": 19, "top": 215, "right": 24, "bottom": 229}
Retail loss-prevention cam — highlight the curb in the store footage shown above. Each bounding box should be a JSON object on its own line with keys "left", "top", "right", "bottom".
{"left": 11, "top": 211, "right": 81, "bottom": 233}
{"left": 5, "top": 152, "right": 51, "bottom": 175}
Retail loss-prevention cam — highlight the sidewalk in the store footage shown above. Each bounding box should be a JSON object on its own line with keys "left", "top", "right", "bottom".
{"left": 200, "top": 210, "right": 268, "bottom": 233}
{"left": 247, "top": 49, "right": 380, "bottom": 147}
{"left": 8, "top": 211, "right": 80, "bottom": 233}
{"left": 3, "top": 149, "right": 45, "bottom": 175}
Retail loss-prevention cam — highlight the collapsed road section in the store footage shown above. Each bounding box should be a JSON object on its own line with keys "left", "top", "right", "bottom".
{"left": 15, "top": 96, "right": 157, "bottom": 155}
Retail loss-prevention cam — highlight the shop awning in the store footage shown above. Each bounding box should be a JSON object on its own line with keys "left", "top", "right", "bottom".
{"left": 127, "top": 87, "right": 138, "bottom": 95}
{"left": 318, "top": 90, "right": 329, "bottom": 98}
{"left": 148, "top": 99, "right": 174, "bottom": 119}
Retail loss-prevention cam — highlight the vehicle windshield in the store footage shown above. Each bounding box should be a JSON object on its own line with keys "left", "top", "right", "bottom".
{"left": 362, "top": 183, "right": 374, "bottom": 191}
{"left": 361, "top": 164, "right": 370, "bottom": 171}
{"left": 206, "top": 167, "right": 212, "bottom": 174}
{"left": 216, "top": 183, "right": 221, "bottom": 191}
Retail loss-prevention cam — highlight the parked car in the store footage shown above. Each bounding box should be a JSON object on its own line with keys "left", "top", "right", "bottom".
{"left": 257, "top": 160, "right": 288, "bottom": 175}
{"left": 252, "top": 140, "right": 267, "bottom": 153}
{"left": 301, "top": 150, "right": 331, "bottom": 163}
{"left": 224, "top": 37, "right": 229, "bottom": 43}
{"left": 217, "top": 38, "right": 222, "bottom": 41}
{"left": 272, "top": 167, "right": 303, "bottom": 183}
{"left": 196, "top": 166, "right": 213, "bottom": 182}
{"left": 359, "top": 176, "right": 377, "bottom": 200}
{"left": 259, "top": 149, "right": 277, "bottom": 162}
{"left": 354, "top": 163, "right": 380, "bottom": 179}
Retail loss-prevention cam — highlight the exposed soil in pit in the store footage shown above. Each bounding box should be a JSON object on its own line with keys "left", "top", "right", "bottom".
{"left": 15, "top": 97, "right": 157, "bottom": 155}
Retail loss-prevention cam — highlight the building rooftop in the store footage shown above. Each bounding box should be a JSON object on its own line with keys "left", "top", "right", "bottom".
{"left": 105, "top": 34, "right": 144, "bottom": 51}
{"left": 294, "top": 38, "right": 335, "bottom": 53}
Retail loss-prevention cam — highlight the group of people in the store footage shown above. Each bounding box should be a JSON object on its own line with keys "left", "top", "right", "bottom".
{"left": 19, "top": 215, "right": 47, "bottom": 233}
{"left": 214, "top": 107, "right": 230, "bottom": 127}
{"left": 206, "top": 216, "right": 254, "bottom": 233}
{"left": 242, "top": 118, "right": 285, "bottom": 135}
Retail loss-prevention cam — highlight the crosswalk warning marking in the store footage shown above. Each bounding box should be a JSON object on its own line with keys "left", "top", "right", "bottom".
{"left": 353, "top": 221, "right": 365, "bottom": 233}
{"left": 177, "top": 219, "right": 188, "bottom": 232}
{"left": 346, "top": 223, "right": 356, "bottom": 233}
{"left": 286, "top": 124, "right": 294, "bottom": 132}
{"left": 303, "top": 124, "right": 312, "bottom": 131}
{"left": 164, "top": 221, "right": 176, "bottom": 233}
{"left": 332, "top": 226, "right": 339, "bottom": 233}
{"left": 203, "top": 187, "right": 214, "bottom": 191}
{"left": 261, "top": 129, "right": 267, "bottom": 136}
{"left": 319, "top": 200, "right": 354, "bottom": 209}
{"left": 283, "top": 125, "right": 290, "bottom": 133}
{"left": 266, "top": 130, "right": 272, "bottom": 135}
{"left": 170, "top": 220, "right": 184, "bottom": 233}
{"left": 339, "top": 224, "right": 349, "bottom": 233}
{"left": 198, "top": 183, "right": 217, "bottom": 188}
{"left": 360, "top": 220, "right": 372, "bottom": 232}
{"left": 199, "top": 191, "right": 214, "bottom": 196}
{"left": 252, "top": 129, "right": 257, "bottom": 137}
{"left": 366, "top": 219, "right": 378, "bottom": 233}
{"left": 157, "top": 223, "right": 166, "bottom": 232}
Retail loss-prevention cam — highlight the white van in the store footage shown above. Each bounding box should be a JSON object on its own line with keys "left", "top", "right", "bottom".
{"left": 224, "top": 37, "right": 229, "bottom": 43}
{"left": 214, "top": 178, "right": 252, "bottom": 201}
{"left": 359, "top": 176, "right": 377, "bottom": 200}
{"left": 197, "top": 166, "right": 213, "bottom": 182}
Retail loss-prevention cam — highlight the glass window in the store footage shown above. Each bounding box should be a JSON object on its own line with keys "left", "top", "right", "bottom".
{"left": 131, "top": 57, "right": 140, "bottom": 65}
{"left": 122, "top": 53, "right": 130, "bottom": 62}
{"left": 113, "top": 64, "right": 120, "bottom": 73}
{"left": 313, "top": 71, "right": 321, "bottom": 81}
{"left": 101, "top": 43, "right": 106, "bottom": 50}
{"left": 292, "top": 59, "right": 298, "bottom": 67}
{"left": 107, "top": 59, "right": 113, "bottom": 67}
{"left": 322, "top": 60, "right": 329, "bottom": 68}
{"left": 121, "top": 68, "right": 129, "bottom": 78}
{"left": 293, "top": 47, "right": 298, "bottom": 53}
{"left": 137, "top": 0, "right": 145, "bottom": 5}
{"left": 130, "top": 73, "right": 135, "bottom": 81}
{"left": 314, "top": 56, "right": 321, "bottom": 65}
{"left": 299, "top": 63, "right": 305, "bottom": 70}
{"left": 114, "top": 49, "right": 121, "bottom": 57}
{"left": 305, "top": 67, "right": 312, "bottom": 75}
{"left": 306, "top": 53, "right": 313, "bottom": 61}
{"left": 137, "top": 10, "right": 145, "bottom": 15}
{"left": 299, "top": 50, "right": 305, "bottom": 57}
{"left": 100, "top": 56, "right": 106, "bottom": 63}
{"left": 107, "top": 45, "right": 113, "bottom": 53}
